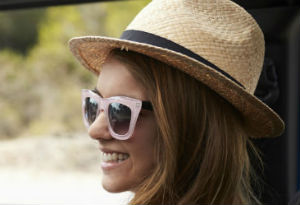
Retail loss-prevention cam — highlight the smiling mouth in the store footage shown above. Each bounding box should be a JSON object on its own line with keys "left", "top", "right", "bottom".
{"left": 101, "top": 152, "right": 129, "bottom": 163}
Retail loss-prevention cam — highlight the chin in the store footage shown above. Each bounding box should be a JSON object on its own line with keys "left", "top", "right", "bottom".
{"left": 102, "top": 179, "right": 132, "bottom": 193}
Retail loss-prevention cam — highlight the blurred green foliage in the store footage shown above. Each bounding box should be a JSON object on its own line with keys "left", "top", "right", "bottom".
{"left": 0, "top": 0, "right": 150, "bottom": 139}
{"left": 104, "top": 0, "right": 151, "bottom": 37}
{"left": 0, "top": 9, "right": 45, "bottom": 54}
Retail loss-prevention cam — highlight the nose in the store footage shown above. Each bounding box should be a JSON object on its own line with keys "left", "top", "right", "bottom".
{"left": 88, "top": 110, "right": 112, "bottom": 140}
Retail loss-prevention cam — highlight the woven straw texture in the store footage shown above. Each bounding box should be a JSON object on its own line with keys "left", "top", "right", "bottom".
{"left": 69, "top": 0, "right": 285, "bottom": 138}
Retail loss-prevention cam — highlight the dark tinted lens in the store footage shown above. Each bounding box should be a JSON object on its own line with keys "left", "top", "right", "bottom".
{"left": 108, "top": 103, "right": 131, "bottom": 135}
{"left": 85, "top": 97, "right": 98, "bottom": 125}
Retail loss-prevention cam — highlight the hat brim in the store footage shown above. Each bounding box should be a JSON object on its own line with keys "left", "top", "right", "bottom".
{"left": 69, "top": 36, "right": 285, "bottom": 138}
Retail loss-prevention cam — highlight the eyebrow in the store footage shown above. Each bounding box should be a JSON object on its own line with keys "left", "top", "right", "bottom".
{"left": 92, "top": 87, "right": 103, "bottom": 97}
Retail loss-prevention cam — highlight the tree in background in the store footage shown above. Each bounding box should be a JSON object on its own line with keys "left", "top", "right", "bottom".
{"left": 0, "top": 0, "right": 150, "bottom": 139}
{"left": 0, "top": 9, "right": 45, "bottom": 54}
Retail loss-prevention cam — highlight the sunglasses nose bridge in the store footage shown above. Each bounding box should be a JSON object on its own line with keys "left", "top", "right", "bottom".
{"left": 97, "top": 97, "right": 106, "bottom": 112}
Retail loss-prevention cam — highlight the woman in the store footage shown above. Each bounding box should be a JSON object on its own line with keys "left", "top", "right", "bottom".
{"left": 69, "top": 0, "right": 285, "bottom": 204}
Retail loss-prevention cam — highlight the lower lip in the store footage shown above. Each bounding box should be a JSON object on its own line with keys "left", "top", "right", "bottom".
{"left": 101, "top": 158, "right": 129, "bottom": 171}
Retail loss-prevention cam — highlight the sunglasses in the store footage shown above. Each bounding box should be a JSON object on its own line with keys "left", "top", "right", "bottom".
{"left": 81, "top": 89, "right": 153, "bottom": 140}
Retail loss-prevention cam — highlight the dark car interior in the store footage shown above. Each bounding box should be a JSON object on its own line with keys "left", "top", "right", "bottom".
{"left": 1, "top": 0, "right": 299, "bottom": 204}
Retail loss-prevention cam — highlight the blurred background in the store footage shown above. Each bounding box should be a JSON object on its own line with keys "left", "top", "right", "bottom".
{"left": 0, "top": 0, "right": 149, "bottom": 204}
{"left": 0, "top": 0, "right": 299, "bottom": 205}
{"left": 0, "top": 0, "right": 151, "bottom": 141}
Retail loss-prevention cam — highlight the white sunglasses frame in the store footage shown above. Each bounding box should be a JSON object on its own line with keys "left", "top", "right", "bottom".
{"left": 82, "top": 89, "right": 146, "bottom": 140}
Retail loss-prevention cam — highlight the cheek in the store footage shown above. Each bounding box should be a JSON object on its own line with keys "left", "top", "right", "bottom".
{"left": 101, "top": 116, "right": 158, "bottom": 193}
{"left": 126, "top": 116, "right": 158, "bottom": 184}
{"left": 130, "top": 117, "right": 157, "bottom": 170}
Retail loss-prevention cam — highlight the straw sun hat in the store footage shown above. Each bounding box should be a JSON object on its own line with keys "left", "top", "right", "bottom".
{"left": 69, "top": 0, "right": 285, "bottom": 138}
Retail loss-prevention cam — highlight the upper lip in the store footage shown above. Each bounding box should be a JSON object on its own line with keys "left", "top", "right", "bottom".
{"left": 99, "top": 147, "right": 128, "bottom": 154}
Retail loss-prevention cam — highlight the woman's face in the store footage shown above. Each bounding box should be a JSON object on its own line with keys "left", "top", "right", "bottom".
{"left": 88, "top": 57, "right": 157, "bottom": 193}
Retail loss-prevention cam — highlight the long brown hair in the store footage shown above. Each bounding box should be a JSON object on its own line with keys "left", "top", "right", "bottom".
{"left": 106, "top": 49, "right": 262, "bottom": 205}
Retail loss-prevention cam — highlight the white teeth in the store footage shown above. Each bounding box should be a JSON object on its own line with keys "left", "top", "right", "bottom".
{"left": 102, "top": 152, "right": 129, "bottom": 162}
{"left": 107, "top": 154, "right": 112, "bottom": 161}
{"left": 112, "top": 153, "right": 117, "bottom": 161}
